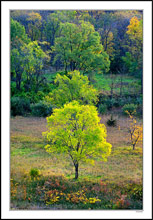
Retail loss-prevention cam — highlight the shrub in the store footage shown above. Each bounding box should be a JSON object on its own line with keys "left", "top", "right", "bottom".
{"left": 11, "top": 97, "right": 31, "bottom": 116}
{"left": 29, "top": 168, "right": 40, "bottom": 179}
{"left": 98, "top": 104, "right": 107, "bottom": 114}
{"left": 135, "top": 96, "right": 143, "bottom": 106}
{"left": 107, "top": 115, "right": 117, "bottom": 127}
{"left": 31, "top": 101, "right": 53, "bottom": 117}
{"left": 137, "top": 104, "right": 143, "bottom": 116}
{"left": 11, "top": 82, "right": 17, "bottom": 96}
{"left": 97, "top": 93, "right": 107, "bottom": 104}
{"left": 125, "top": 182, "right": 143, "bottom": 201}
{"left": 122, "top": 104, "right": 137, "bottom": 115}
{"left": 127, "top": 114, "right": 143, "bottom": 150}
{"left": 19, "top": 91, "right": 46, "bottom": 104}
{"left": 105, "top": 98, "right": 115, "bottom": 110}
{"left": 114, "top": 97, "right": 127, "bottom": 107}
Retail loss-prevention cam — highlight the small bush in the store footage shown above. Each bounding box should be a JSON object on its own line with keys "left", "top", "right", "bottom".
{"left": 98, "top": 104, "right": 107, "bottom": 114}
{"left": 135, "top": 96, "right": 143, "bottom": 106}
{"left": 19, "top": 91, "right": 45, "bottom": 104}
{"left": 126, "top": 183, "right": 143, "bottom": 201}
{"left": 31, "top": 101, "right": 53, "bottom": 117}
{"left": 11, "top": 97, "right": 31, "bottom": 116}
{"left": 137, "top": 104, "right": 143, "bottom": 116}
{"left": 11, "top": 82, "right": 17, "bottom": 96}
{"left": 122, "top": 104, "right": 137, "bottom": 115}
{"left": 29, "top": 168, "right": 40, "bottom": 179}
{"left": 107, "top": 115, "right": 117, "bottom": 127}
{"left": 115, "top": 97, "right": 128, "bottom": 107}
{"left": 105, "top": 98, "right": 115, "bottom": 110}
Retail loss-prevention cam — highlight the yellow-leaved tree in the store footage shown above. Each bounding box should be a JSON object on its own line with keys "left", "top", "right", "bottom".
{"left": 43, "top": 101, "right": 112, "bottom": 179}
{"left": 127, "top": 111, "right": 143, "bottom": 150}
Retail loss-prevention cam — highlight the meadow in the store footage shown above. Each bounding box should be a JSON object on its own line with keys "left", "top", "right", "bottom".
{"left": 44, "top": 72, "right": 141, "bottom": 95}
{"left": 10, "top": 114, "right": 143, "bottom": 210}
{"left": 10, "top": 10, "right": 143, "bottom": 211}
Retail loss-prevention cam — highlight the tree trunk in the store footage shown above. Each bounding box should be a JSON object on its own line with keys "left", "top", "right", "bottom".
{"left": 16, "top": 71, "right": 21, "bottom": 91}
{"left": 74, "top": 163, "right": 79, "bottom": 179}
{"left": 120, "top": 75, "right": 123, "bottom": 96}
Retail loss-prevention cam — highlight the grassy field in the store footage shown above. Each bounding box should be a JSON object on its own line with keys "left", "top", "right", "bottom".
{"left": 10, "top": 114, "right": 143, "bottom": 210}
{"left": 94, "top": 74, "right": 141, "bottom": 94}
{"left": 43, "top": 72, "right": 141, "bottom": 95}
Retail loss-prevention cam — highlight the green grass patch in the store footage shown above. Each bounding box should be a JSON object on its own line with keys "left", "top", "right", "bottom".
{"left": 93, "top": 74, "right": 141, "bottom": 94}
{"left": 11, "top": 134, "right": 43, "bottom": 144}
{"left": 111, "top": 146, "right": 143, "bottom": 157}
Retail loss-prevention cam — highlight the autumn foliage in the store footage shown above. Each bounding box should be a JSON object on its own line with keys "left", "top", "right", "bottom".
{"left": 127, "top": 111, "right": 143, "bottom": 150}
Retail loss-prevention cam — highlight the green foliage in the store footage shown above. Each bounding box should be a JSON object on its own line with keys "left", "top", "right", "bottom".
{"left": 11, "top": 19, "right": 31, "bottom": 91}
{"left": 44, "top": 12, "right": 60, "bottom": 46}
{"left": 21, "top": 41, "right": 48, "bottom": 73}
{"left": 11, "top": 18, "right": 29, "bottom": 49}
{"left": 135, "top": 96, "right": 142, "bottom": 106}
{"left": 26, "top": 12, "right": 42, "bottom": 41}
{"left": 31, "top": 101, "right": 53, "bottom": 117}
{"left": 29, "top": 168, "right": 40, "bottom": 179}
{"left": 105, "top": 98, "right": 116, "bottom": 110}
{"left": 21, "top": 41, "right": 49, "bottom": 91}
{"left": 11, "top": 97, "right": 31, "bottom": 116}
{"left": 122, "top": 17, "right": 143, "bottom": 76}
{"left": 45, "top": 70, "right": 98, "bottom": 107}
{"left": 98, "top": 104, "right": 107, "bottom": 114}
{"left": 125, "top": 182, "right": 142, "bottom": 201}
{"left": 13, "top": 90, "right": 45, "bottom": 104}
{"left": 53, "top": 21, "right": 110, "bottom": 74}
{"left": 122, "top": 104, "right": 137, "bottom": 115}
{"left": 11, "top": 82, "right": 17, "bottom": 96}
{"left": 43, "top": 101, "right": 112, "bottom": 179}
{"left": 106, "top": 115, "right": 117, "bottom": 127}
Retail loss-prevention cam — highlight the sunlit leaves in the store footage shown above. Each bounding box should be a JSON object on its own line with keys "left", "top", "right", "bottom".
{"left": 122, "top": 16, "right": 143, "bottom": 75}
{"left": 126, "top": 16, "right": 142, "bottom": 44}
{"left": 45, "top": 70, "right": 98, "bottom": 107}
{"left": 53, "top": 21, "right": 110, "bottom": 74}
{"left": 127, "top": 111, "right": 143, "bottom": 150}
{"left": 11, "top": 18, "right": 29, "bottom": 49}
{"left": 26, "top": 12, "right": 42, "bottom": 41}
{"left": 43, "top": 101, "right": 112, "bottom": 172}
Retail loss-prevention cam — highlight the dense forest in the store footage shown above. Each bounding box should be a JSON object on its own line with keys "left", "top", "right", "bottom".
{"left": 10, "top": 10, "right": 143, "bottom": 210}
{"left": 11, "top": 10, "right": 143, "bottom": 116}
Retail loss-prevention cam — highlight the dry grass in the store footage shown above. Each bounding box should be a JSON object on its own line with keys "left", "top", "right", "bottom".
{"left": 10, "top": 115, "right": 143, "bottom": 210}
{"left": 10, "top": 115, "right": 143, "bottom": 183}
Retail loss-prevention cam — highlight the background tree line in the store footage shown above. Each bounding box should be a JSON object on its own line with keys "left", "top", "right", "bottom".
{"left": 10, "top": 10, "right": 143, "bottom": 117}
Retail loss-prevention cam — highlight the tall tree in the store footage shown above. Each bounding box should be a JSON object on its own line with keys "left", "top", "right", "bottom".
{"left": 44, "top": 13, "right": 60, "bottom": 47}
{"left": 43, "top": 101, "right": 112, "bottom": 179}
{"left": 26, "top": 12, "right": 42, "bottom": 41}
{"left": 21, "top": 41, "right": 49, "bottom": 92}
{"left": 11, "top": 18, "right": 30, "bottom": 90}
{"left": 11, "top": 18, "right": 29, "bottom": 49}
{"left": 53, "top": 21, "right": 110, "bottom": 77}
{"left": 122, "top": 16, "right": 143, "bottom": 92}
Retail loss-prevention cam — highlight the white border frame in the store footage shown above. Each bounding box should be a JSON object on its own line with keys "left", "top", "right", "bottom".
{"left": 1, "top": 1, "right": 152, "bottom": 219}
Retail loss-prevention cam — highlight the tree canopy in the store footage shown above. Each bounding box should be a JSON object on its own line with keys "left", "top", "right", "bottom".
{"left": 43, "top": 101, "right": 112, "bottom": 179}
{"left": 52, "top": 21, "right": 110, "bottom": 74}
{"left": 45, "top": 70, "right": 98, "bottom": 107}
